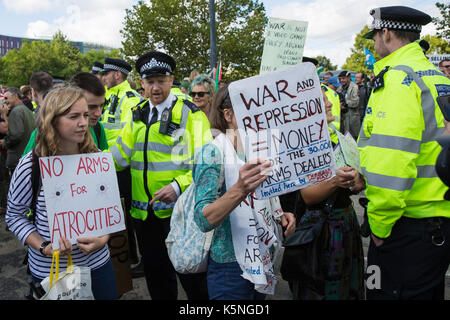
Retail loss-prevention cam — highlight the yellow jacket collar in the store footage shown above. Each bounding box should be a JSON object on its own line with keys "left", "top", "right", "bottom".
{"left": 108, "top": 80, "right": 132, "bottom": 95}
{"left": 374, "top": 42, "right": 422, "bottom": 75}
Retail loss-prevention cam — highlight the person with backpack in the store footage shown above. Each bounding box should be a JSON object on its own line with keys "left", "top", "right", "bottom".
{"left": 5, "top": 86, "right": 118, "bottom": 300}
{"left": 193, "top": 85, "right": 296, "bottom": 300}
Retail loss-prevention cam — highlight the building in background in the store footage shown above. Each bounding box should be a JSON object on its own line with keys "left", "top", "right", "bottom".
{"left": 0, "top": 34, "right": 114, "bottom": 56}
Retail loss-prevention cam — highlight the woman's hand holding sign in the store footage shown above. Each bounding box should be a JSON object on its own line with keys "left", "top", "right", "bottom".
{"left": 335, "top": 166, "right": 366, "bottom": 193}
{"left": 77, "top": 235, "right": 110, "bottom": 255}
{"left": 235, "top": 158, "right": 272, "bottom": 198}
{"left": 202, "top": 158, "right": 272, "bottom": 227}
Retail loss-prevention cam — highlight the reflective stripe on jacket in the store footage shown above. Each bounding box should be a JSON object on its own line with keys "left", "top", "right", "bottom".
{"left": 358, "top": 42, "right": 450, "bottom": 238}
{"left": 100, "top": 81, "right": 143, "bottom": 148}
{"left": 109, "top": 97, "right": 212, "bottom": 220}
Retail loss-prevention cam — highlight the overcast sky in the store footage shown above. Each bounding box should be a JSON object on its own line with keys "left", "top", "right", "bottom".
{"left": 0, "top": 0, "right": 440, "bottom": 68}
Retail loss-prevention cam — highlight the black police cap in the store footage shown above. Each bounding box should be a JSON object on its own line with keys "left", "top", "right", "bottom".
{"left": 363, "top": 6, "right": 432, "bottom": 39}
{"left": 103, "top": 58, "right": 132, "bottom": 75}
{"left": 135, "top": 51, "right": 176, "bottom": 79}
{"left": 91, "top": 61, "right": 104, "bottom": 75}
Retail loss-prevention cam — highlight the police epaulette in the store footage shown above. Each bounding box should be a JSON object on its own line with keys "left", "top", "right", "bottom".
{"left": 321, "top": 85, "right": 328, "bottom": 92}
{"left": 126, "top": 91, "right": 138, "bottom": 98}
{"left": 132, "top": 100, "right": 149, "bottom": 122}
{"left": 183, "top": 99, "right": 200, "bottom": 113}
{"left": 373, "top": 66, "right": 390, "bottom": 92}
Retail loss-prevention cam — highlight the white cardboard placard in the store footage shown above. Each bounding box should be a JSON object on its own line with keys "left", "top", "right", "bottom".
{"left": 229, "top": 63, "right": 336, "bottom": 199}
{"left": 260, "top": 17, "right": 308, "bottom": 74}
{"left": 40, "top": 152, "right": 125, "bottom": 249}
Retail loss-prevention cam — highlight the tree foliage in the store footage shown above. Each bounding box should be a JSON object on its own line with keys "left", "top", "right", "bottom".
{"left": 341, "top": 25, "right": 380, "bottom": 74}
{"left": 422, "top": 34, "right": 450, "bottom": 54}
{"left": 0, "top": 31, "right": 85, "bottom": 87}
{"left": 120, "top": 0, "right": 267, "bottom": 81}
{"left": 432, "top": 2, "right": 450, "bottom": 40}
{"left": 314, "top": 55, "right": 337, "bottom": 71}
{"left": 0, "top": 31, "right": 123, "bottom": 87}
{"left": 82, "top": 48, "right": 123, "bottom": 73}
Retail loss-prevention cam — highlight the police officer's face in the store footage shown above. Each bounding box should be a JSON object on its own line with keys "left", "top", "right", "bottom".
{"left": 103, "top": 70, "right": 121, "bottom": 89}
{"left": 373, "top": 29, "right": 390, "bottom": 59}
{"left": 140, "top": 75, "right": 174, "bottom": 106}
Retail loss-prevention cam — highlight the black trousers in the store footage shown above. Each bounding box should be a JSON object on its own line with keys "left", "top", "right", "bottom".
{"left": 366, "top": 216, "right": 450, "bottom": 300}
{"left": 117, "top": 169, "right": 144, "bottom": 262}
{"left": 141, "top": 210, "right": 209, "bottom": 300}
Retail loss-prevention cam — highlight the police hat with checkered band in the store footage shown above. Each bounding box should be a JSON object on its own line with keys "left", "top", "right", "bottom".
{"left": 91, "top": 61, "right": 104, "bottom": 75}
{"left": 103, "top": 58, "right": 132, "bottom": 75}
{"left": 363, "top": 6, "right": 432, "bottom": 40}
{"left": 135, "top": 51, "right": 176, "bottom": 79}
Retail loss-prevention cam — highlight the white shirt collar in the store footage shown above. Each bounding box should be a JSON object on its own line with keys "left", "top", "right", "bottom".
{"left": 148, "top": 92, "right": 176, "bottom": 122}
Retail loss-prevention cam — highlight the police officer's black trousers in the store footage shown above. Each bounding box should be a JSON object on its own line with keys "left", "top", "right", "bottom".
{"left": 141, "top": 210, "right": 209, "bottom": 300}
{"left": 366, "top": 216, "right": 450, "bottom": 300}
{"left": 117, "top": 169, "right": 144, "bottom": 263}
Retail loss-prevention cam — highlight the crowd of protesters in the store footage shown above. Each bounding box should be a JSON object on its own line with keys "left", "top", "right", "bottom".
{"left": 1, "top": 4, "right": 450, "bottom": 302}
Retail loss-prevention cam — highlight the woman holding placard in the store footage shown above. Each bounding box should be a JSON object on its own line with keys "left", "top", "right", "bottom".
{"left": 281, "top": 89, "right": 366, "bottom": 300}
{"left": 6, "top": 86, "right": 118, "bottom": 300}
{"left": 193, "top": 84, "right": 296, "bottom": 300}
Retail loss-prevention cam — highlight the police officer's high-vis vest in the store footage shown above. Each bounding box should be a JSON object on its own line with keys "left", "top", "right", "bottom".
{"left": 322, "top": 84, "right": 341, "bottom": 132}
{"left": 171, "top": 87, "right": 192, "bottom": 101}
{"left": 109, "top": 96, "right": 212, "bottom": 220}
{"left": 358, "top": 42, "right": 450, "bottom": 239}
{"left": 101, "top": 80, "right": 143, "bottom": 148}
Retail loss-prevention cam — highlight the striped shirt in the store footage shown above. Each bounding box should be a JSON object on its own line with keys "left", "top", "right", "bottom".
{"left": 6, "top": 152, "right": 110, "bottom": 280}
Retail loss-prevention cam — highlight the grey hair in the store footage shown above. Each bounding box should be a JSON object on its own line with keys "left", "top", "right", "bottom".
{"left": 5, "top": 87, "right": 22, "bottom": 99}
{"left": 190, "top": 74, "right": 216, "bottom": 96}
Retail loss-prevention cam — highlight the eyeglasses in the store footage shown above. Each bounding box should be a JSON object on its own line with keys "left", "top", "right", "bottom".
{"left": 189, "top": 91, "right": 209, "bottom": 98}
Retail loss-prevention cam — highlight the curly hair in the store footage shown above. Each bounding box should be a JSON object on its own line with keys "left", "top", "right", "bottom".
{"left": 190, "top": 74, "right": 216, "bottom": 97}
{"left": 35, "top": 86, "right": 98, "bottom": 157}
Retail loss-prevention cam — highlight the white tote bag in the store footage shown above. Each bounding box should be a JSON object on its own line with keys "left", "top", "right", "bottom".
{"left": 40, "top": 251, "right": 94, "bottom": 300}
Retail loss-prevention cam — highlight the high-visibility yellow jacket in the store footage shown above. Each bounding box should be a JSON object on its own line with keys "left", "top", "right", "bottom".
{"left": 322, "top": 84, "right": 341, "bottom": 132}
{"left": 100, "top": 80, "right": 143, "bottom": 148}
{"left": 109, "top": 96, "right": 212, "bottom": 220}
{"left": 171, "top": 87, "right": 192, "bottom": 101}
{"left": 358, "top": 42, "right": 450, "bottom": 238}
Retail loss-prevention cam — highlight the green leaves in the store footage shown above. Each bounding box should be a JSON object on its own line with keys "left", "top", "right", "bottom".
{"left": 120, "top": 0, "right": 267, "bottom": 81}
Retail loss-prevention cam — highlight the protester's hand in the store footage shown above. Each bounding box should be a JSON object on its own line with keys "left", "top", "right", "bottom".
{"left": 149, "top": 184, "right": 177, "bottom": 206}
{"left": 42, "top": 237, "right": 72, "bottom": 256}
{"left": 77, "top": 235, "right": 109, "bottom": 255}
{"left": 351, "top": 171, "right": 366, "bottom": 193}
{"left": 0, "top": 104, "right": 7, "bottom": 117}
{"left": 371, "top": 233, "right": 384, "bottom": 247}
{"left": 235, "top": 158, "right": 271, "bottom": 197}
{"left": 280, "top": 212, "right": 296, "bottom": 237}
{"left": 335, "top": 166, "right": 358, "bottom": 188}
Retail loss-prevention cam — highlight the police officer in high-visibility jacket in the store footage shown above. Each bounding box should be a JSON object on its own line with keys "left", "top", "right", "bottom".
{"left": 110, "top": 51, "right": 212, "bottom": 300}
{"left": 101, "top": 58, "right": 143, "bottom": 148}
{"left": 358, "top": 6, "right": 450, "bottom": 300}
{"left": 321, "top": 83, "right": 341, "bottom": 133}
{"left": 101, "top": 58, "right": 142, "bottom": 264}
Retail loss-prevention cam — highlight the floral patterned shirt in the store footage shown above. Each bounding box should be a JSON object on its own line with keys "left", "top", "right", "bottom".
{"left": 193, "top": 142, "right": 245, "bottom": 263}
